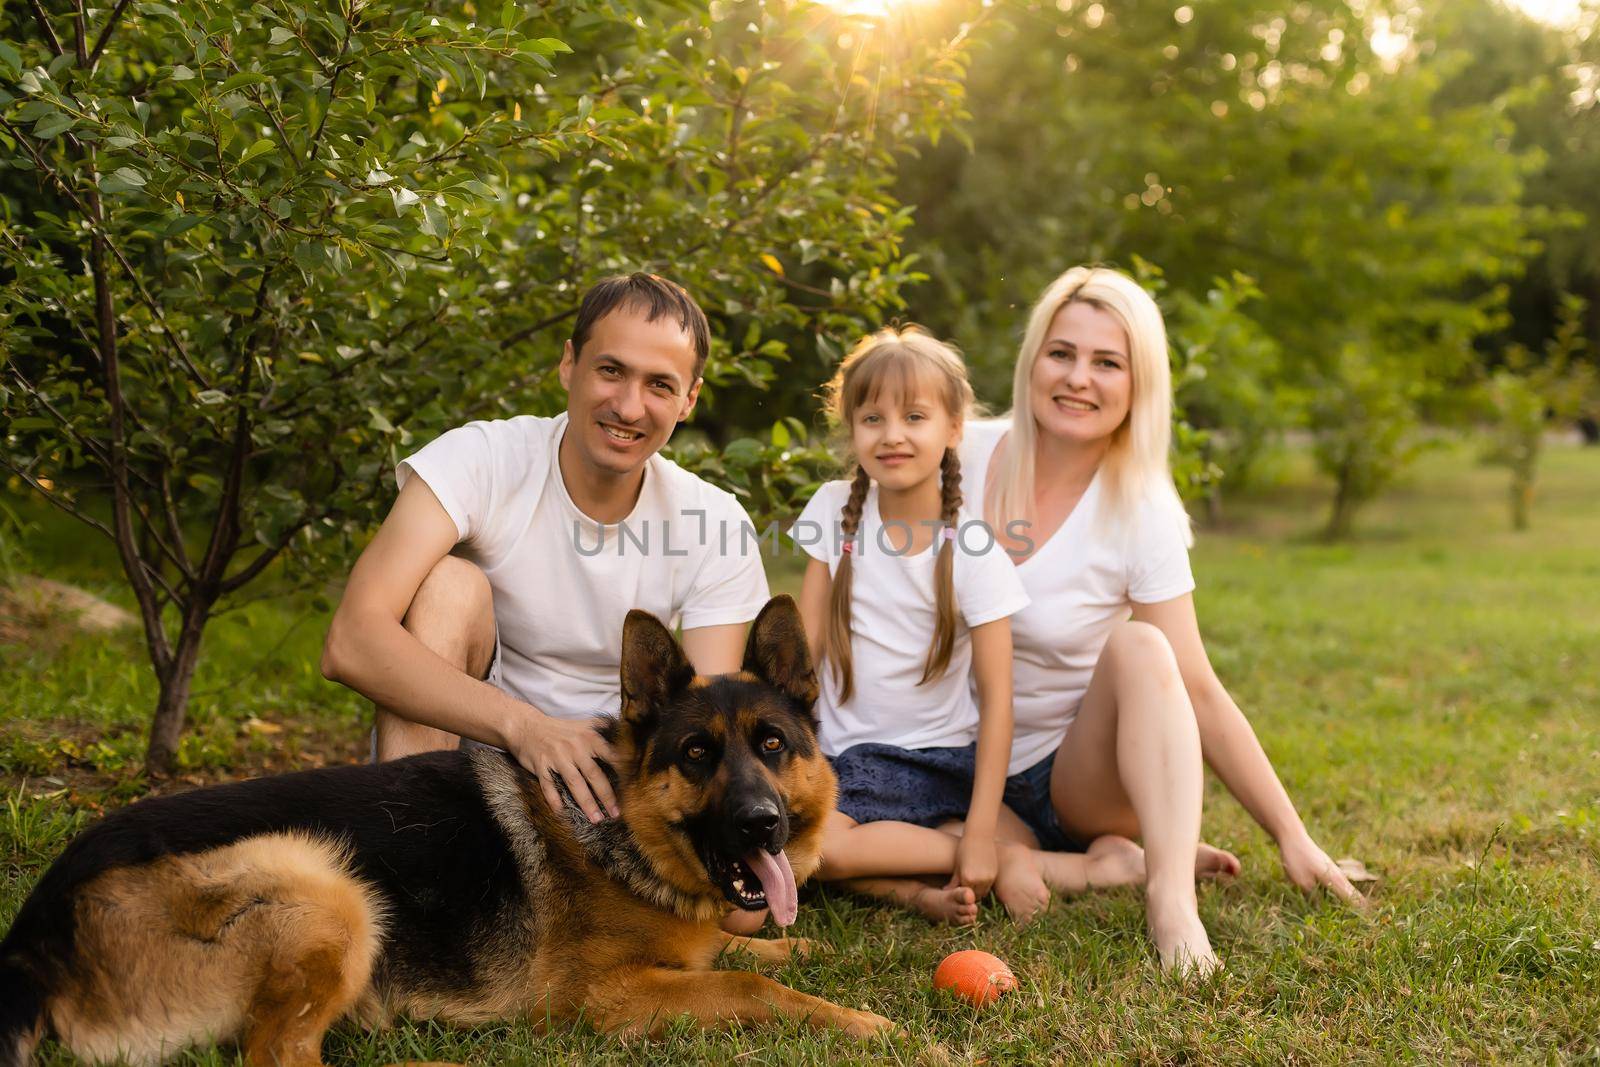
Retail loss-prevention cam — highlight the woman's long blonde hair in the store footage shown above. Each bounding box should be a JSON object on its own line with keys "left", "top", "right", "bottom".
{"left": 820, "top": 326, "right": 974, "bottom": 703}
{"left": 990, "top": 266, "right": 1191, "bottom": 545}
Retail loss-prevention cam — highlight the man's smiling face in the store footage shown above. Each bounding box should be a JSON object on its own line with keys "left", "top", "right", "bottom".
{"left": 558, "top": 306, "right": 702, "bottom": 481}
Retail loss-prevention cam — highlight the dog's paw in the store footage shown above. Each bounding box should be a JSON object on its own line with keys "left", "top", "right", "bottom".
{"left": 724, "top": 934, "right": 816, "bottom": 964}
{"left": 776, "top": 935, "right": 816, "bottom": 960}
{"left": 840, "top": 1008, "right": 897, "bottom": 1039}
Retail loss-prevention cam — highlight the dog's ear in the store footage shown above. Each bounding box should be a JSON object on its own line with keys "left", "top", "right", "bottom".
{"left": 620, "top": 609, "right": 696, "bottom": 731}
{"left": 741, "top": 595, "right": 819, "bottom": 711}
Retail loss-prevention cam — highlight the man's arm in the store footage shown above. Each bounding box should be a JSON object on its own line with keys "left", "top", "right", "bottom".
{"left": 321, "top": 478, "right": 619, "bottom": 821}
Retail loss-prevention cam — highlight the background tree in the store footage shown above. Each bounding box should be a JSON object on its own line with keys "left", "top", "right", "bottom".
{"left": 0, "top": 0, "right": 969, "bottom": 773}
{"left": 896, "top": 0, "right": 1538, "bottom": 535}
{"left": 1480, "top": 294, "right": 1594, "bottom": 529}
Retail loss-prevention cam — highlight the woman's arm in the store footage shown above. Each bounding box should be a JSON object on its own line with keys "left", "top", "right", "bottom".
{"left": 953, "top": 618, "right": 1015, "bottom": 897}
{"left": 1133, "top": 593, "right": 1363, "bottom": 905}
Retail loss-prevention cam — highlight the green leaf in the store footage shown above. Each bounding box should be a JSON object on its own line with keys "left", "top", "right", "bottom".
{"left": 238, "top": 138, "right": 276, "bottom": 165}
{"left": 112, "top": 166, "right": 148, "bottom": 186}
{"left": 165, "top": 214, "right": 204, "bottom": 236}
{"left": 219, "top": 71, "right": 271, "bottom": 94}
{"left": 171, "top": 64, "right": 195, "bottom": 81}
{"left": 0, "top": 40, "right": 21, "bottom": 74}
{"left": 32, "top": 114, "right": 76, "bottom": 140}
{"left": 269, "top": 27, "right": 295, "bottom": 46}
{"left": 196, "top": 389, "right": 228, "bottom": 404}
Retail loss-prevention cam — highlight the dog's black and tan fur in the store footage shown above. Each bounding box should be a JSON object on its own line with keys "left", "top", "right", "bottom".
{"left": 0, "top": 597, "right": 889, "bottom": 1066}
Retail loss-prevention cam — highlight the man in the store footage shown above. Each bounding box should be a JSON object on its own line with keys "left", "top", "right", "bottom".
{"left": 321, "top": 273, "right": 769, "bottom": 825}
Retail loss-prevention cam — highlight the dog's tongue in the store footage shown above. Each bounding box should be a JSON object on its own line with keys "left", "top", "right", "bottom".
{"left": 745, "top": 848, "right": 798, "bottom": 927}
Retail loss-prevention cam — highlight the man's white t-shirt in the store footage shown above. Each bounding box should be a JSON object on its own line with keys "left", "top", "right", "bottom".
{"left": 959, "top": 419, "right": 1196, "bottom": 775}
{"left": 792, "top": 479, "right": 1029, "bottom": 757}
{"left": 397, "top": 413, "right": 769, "bottom": 719}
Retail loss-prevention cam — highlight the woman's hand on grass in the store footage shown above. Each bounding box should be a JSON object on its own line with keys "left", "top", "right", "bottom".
{"left": 1278, "top": 829, "right": 1366, "bottom": 908}
{"left": 951, "top": 832, "right": 1000, "bottom": 899}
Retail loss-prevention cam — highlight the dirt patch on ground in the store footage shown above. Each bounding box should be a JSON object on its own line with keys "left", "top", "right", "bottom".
{"left": 0, "top": 575, "right": 136, "bottom": 647}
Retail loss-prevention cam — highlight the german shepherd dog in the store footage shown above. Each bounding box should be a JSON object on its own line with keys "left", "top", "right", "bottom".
{"left": 0, "top": 596, "right": 892, "bottom": 1065}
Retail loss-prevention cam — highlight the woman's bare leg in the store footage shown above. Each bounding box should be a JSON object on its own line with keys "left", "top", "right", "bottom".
{"left": 1049, "top": 620, "right": 1218, "bottom": 975}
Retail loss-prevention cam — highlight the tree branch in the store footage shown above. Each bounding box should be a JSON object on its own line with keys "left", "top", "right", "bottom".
{"left": 71, "top": 0, "right": 88, "bottom": 65}
{"left": 90, "top": 193, "right": 175, "bottom": 672}
{"left": 0, "top": 116, "right": 212, "bottom": 388}
{"left": 0, "top": 461, "right": 114, "bottom": 541}
{"left": 87, "top": 0, "right": 134, "bottom": 69}
{"left": 497, "top": 304, "right": 579, "bottom": 352}
{"left": 26, "top": 0, "right": 64, "bottom": 56}
{"left": 196, "top": 266, "right": 274, "bottom": 590}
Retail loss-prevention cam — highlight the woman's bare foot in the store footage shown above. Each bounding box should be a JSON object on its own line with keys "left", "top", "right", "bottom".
{"left": 1084, "top": 834, "right": 1146, "bottom": 889}
{"left": 1196, "top": 842, "right": 1241, "bottom": 880}
{"left": 994, "top": 844, "right": 1051, "bottom": 923}
{"left": 1148, "top": 887, "right": 1220, "bottom": 977}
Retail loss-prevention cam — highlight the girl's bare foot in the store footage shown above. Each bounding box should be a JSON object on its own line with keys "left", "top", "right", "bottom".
{"left": 910, "top": 884, "right": 980, "bottom": 925}
{"left": 1148, "top": 887, "right": 1220, "bottom": 977}
{"left": 994, "top": 844, "right": 1051, "bottom": 923}
{"left": 1196, "top": 842, "right": 1241, "bottom": 880}
{"left": 840, "top": 877, "right": 979, "bottom": 924}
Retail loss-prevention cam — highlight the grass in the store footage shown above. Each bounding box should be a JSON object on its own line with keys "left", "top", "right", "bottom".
{"left": 3, "top": 441, "right": 1599, "bottom": 1063}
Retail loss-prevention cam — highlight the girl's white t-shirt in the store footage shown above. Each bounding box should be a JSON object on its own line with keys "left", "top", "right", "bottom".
{"left": 792, "top": 479, "right": 1030, "bottom": 757}
{"left": 959, "top": 420, "right": 1196, "bottom": 774}
{"left": 397, "top": 413, "right": 770, "bottom": 719}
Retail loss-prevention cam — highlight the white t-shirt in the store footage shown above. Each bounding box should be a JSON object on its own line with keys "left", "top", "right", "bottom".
{"left": 959, "top": 419, "right": 1196, "bottom": 774}
{"left": 397, "top": 413, "right": 770, "bottom": 718}
{"left": 792, "top": 479, "right": 1030, "bottom": 757}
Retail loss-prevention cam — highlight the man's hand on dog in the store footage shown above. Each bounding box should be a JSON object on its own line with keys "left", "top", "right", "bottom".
{"left": 511, "top": 712, "right": 619, "bottom": 821}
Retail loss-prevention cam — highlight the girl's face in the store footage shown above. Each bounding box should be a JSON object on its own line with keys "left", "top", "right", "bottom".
{"left": 1028, "top": 301, "right": 1133, "bottom": 447}
{"left": 850, "top": 382, "right": 962, "bottom": 495}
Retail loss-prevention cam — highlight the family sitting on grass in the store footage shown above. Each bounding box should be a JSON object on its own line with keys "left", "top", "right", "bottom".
{"left": 321, "top": 268, "right": 1364, "bottom": 977}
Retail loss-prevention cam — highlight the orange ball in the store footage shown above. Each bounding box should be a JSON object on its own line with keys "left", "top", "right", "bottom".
{"left": 933, "top": 949, "right": 1018, "bottom": 1007}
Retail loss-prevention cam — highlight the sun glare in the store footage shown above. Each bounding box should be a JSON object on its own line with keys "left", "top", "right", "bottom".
{"left": 812, "top": 0, "right": 936, "bottom": 20}
{"left": 1502, "top": 0, "right": 1587, "bottom": 26}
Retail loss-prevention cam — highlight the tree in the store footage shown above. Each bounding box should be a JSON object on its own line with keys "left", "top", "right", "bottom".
{"left": 1481, "top": 294, "right": 1594, "bottom": 529}
{"left": 896, "top": 0, "right": 1537, "bottom": 535}
{"left": 0, "top": 0, "right": 970, "bottom": 772}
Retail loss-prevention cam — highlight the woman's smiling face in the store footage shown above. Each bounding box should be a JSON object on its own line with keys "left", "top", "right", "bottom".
{"left": 1028, "top": 300, "right": 1133, "bottom": 447}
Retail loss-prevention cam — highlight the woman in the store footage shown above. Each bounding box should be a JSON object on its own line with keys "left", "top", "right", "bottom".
{"left": 962, "top": 265, "right": 1361, "bottom": 976}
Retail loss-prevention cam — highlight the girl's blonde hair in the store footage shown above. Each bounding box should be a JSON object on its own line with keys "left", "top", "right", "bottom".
{"left": 991, "top": 266, "right": 1191, "bottom": 545}
{"left": 820, "top": 326, "right": 974, "bottom": 703}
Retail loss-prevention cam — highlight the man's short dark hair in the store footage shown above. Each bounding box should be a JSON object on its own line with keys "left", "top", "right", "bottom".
{"left": 569, "top": 273, "right": 711, "bottom": 381}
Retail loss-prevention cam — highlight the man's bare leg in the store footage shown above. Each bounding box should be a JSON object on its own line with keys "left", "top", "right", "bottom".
{"left": 374, "top": 555, "right": 497, "bottom": 761}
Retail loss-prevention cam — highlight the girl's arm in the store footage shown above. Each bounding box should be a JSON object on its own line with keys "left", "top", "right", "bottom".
{"left": 953, "top": 617, "right": 1015, "bottom": 898}
{"left": 796, "top": 557, "right": 832, "bottom": 671}
{"left": 1132, "top": 593, "right": 1363, "bottom": 905}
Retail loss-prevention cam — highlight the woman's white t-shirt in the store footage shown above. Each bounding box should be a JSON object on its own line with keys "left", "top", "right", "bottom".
{"left": 959, "top": 420, "right": 1196, "bottom": 775}
{"left": 792, "top": 479, "right": 1029, "bottom": 757}
{"left": 397, "top": 413, "right": 769, "bottom": 719}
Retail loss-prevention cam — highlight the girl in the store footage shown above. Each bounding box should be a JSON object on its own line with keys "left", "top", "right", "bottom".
{"left": 794, "top": 326, "right": 1147, "bottom": 924}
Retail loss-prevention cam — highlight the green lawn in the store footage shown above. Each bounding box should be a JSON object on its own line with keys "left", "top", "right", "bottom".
{"left": 4, "top": 442, "right": 1598, "bottom": 1063}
